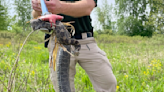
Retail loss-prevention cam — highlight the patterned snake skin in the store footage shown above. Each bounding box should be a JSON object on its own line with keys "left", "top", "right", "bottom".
{"left": 30, "top": 19, "right": 52, "bottom": 31}
{"left": 30, "top": 19, "right": 81, "bottom": 92}
{"left": 56, "top": 45, "right": 71, "bottom": 92}
{"left": 31, "top": 19, "right": 81, "bottom": 55}
{"left": 55, "top": 21, "right": 80, "bottom": 56}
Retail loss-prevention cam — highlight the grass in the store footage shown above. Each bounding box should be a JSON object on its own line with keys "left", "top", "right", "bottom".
{"left": 96, "top": 34, "right": 164, "bottom": 92}
{"left": 0, "top": 32, "right": 164, "bottom": 92}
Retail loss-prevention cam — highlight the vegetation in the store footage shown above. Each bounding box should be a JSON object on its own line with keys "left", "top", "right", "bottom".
{"left": 94, "top": 0, "right": 164, "bottom": 37}
{"left": 94, "top": 0, "right": 113, "bottom": 35}
{"left": 14, "top": 0, "right": 32, "bottom": 30}
{"left": 0, "top": 0, "right": 164, "bottom": 92}
{"left": 0, "top": 0, "right": 164, "bottom": 36}
{"left": 0, "top": 32, "right": 164, "bottom": 91}
{"left": 0, "top": 1, "right": 8, "bottom": 30}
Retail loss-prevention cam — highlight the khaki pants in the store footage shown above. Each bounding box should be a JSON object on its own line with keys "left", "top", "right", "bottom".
{"left": 49, "top": 36, "right": 117, "bottom": 92}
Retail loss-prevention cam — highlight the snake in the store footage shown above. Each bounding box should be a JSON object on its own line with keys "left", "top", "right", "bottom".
{"left": 30, "top": 19, "right": 81, "bottom": 92}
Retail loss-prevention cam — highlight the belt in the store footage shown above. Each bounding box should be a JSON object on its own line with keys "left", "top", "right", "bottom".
{"left": 72, "top": 32, "right": 93, "bottom": 39}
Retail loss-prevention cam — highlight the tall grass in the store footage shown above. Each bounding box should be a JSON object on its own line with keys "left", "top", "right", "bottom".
{"left": 0, "top": 32, "right": 164, "bottom": 92}
{"left": 96, "top": 34, "right": 164, "bottom": 92}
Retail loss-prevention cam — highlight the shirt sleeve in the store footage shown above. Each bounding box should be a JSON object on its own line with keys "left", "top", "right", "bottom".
{"left": 94, "top": 0, "right": 97, "bottom": 7}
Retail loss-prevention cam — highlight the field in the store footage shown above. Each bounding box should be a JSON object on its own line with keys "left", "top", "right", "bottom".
{"left": 0, "top": 31, "right": 164, "bottom": 92}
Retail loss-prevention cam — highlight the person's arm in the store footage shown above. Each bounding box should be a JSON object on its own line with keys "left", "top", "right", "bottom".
{"left": 57, "top": 0, "right": 96, "bottom": 17}
{"left": 32, "top": 0, "right": 96, "bottom": 18}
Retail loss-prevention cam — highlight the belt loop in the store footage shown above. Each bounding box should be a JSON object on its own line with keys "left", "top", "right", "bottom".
{"left": 82, "top": 33, "right": 87, "bottom": 39}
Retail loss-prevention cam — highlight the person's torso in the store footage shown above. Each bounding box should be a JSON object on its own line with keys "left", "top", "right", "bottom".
{"left": 59, "top": 0, "right": 93, "bottom": 35}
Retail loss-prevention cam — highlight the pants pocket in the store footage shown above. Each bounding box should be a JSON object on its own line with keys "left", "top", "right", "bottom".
{"left": 98, "top": 50, "right": 106, "bottom": 56}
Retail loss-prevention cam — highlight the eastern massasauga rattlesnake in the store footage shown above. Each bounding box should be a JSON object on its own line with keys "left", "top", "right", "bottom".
{"left": 30, "top": 19, "right": 81, "bottom": 92}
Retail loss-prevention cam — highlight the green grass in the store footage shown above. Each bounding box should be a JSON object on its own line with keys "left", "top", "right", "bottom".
{"left": 0, "top": 32, "right": 164, "bottom": 92}
{"left": 96, "top": 34, "right": 164, "bottom": 92}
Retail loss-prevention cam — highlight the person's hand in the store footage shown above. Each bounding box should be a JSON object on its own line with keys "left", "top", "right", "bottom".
{"left": 32, "top": 0, "right": 62, "bottom": 14}
{"left": 32, "top": 0, "right": 41, "bottom": 12}
{"left": 45, "top": 0, "right": 62, "bottom": 14}
{"left": 31, "top": 0, "right": 42, "bottom": 18}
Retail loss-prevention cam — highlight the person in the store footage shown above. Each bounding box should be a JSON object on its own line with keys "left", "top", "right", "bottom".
{"left": 31, "top": 0, "right": 117, "bottom": 92}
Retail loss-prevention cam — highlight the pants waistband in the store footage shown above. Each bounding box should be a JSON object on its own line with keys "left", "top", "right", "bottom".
{"left": 77, "top": 37, "right": 96, "bottom": 45}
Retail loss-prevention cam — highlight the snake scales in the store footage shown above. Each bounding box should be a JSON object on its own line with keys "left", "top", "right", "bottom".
{"left": 30, "top": 19, "right": 81, "bottom": 92}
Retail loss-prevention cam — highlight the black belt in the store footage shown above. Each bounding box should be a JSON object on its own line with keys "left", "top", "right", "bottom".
{"left": 72, "top": 32, "right": 93, "bottom": 39}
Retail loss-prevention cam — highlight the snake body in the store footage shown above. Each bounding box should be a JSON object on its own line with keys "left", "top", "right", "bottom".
{"left": 56, "top": 45, "right": 71, "bottom": 92}
{"left": 55, "top": 21, "right": 75, "bottom": 92}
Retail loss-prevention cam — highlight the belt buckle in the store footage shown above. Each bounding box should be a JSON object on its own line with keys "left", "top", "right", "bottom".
{"left": 82, "top": 33, "right": 87, "bottom": 39}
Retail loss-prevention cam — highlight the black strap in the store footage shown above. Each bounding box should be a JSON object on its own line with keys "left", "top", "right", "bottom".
{"left": 44, "top": 33, "right": 51, "bottom": 48}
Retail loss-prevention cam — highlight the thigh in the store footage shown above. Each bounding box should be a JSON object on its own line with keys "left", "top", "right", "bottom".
{"left": 69, "top": 47, "right": 78, "bottom": 92}
{"left": 78, "top": 43, "right": 117, "bottom": 92}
